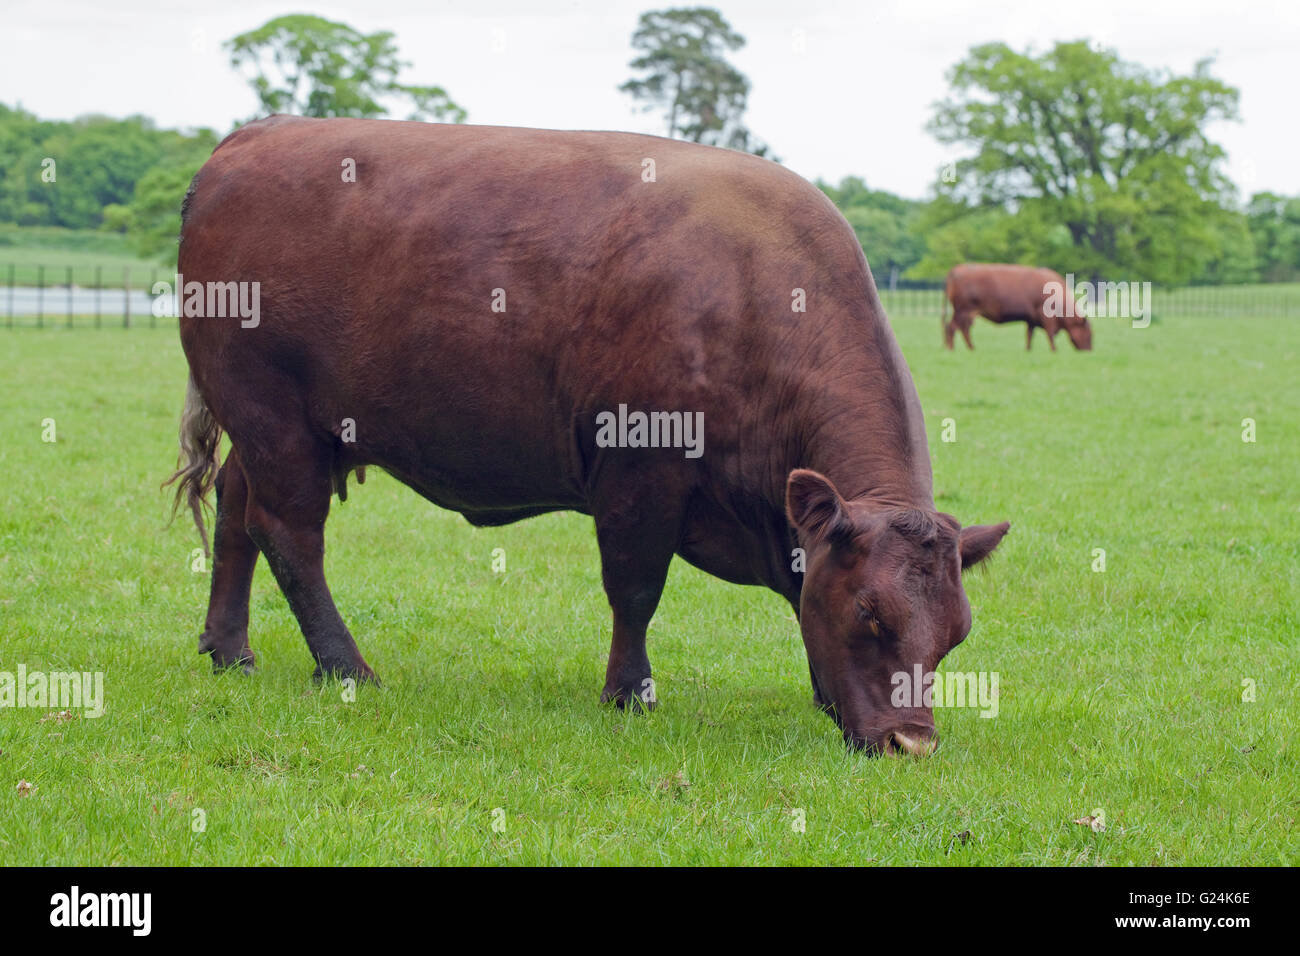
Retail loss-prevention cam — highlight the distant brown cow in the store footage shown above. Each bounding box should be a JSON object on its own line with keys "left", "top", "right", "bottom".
{"left": 943, "top": 263, "right": 1092, "bottom": 351}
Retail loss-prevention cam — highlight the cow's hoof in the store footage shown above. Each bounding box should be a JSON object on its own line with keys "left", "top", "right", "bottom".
{"left": 600, "top": 681, "right": 657, "bottom": 713}
{"left": 199, "top": 632, "right": 256, "bottom": 675}
{"left": 212, "top": 655, "right": 256, "bottom": 676}
{"left": 312, "top": 661, "right": 381, "bottom": 687}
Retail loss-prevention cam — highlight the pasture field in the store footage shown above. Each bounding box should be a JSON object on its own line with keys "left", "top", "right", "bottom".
{"left": 0, "top": 226, "right": 160, "bottom": 290}
{"left": 0, "top": 311, "right": 1296, "bottom": 865}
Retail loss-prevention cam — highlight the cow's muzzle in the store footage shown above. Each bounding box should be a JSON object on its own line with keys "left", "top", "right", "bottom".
{"left": 887, "top": 729, "right": 938, "bottom": 757}
{"left": 846, "top": 725, "right": 939, "bottom": 757}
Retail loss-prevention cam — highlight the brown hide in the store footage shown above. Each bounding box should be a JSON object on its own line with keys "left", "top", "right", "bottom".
{"left": 943, "top": 263, "right": 1092, "bottom": 351}
{"left": 170, "top": 116, "right": 1009, "bottom": 752}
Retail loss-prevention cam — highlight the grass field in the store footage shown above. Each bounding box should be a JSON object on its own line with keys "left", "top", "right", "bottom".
{"left": 0, "top": 225, "right": 163, "bottom": 290}
{"left": 0, "top": 311, "right": 1296, "bottom": 865}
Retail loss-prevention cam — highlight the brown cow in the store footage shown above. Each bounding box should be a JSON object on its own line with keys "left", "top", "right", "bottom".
{"left": 168, "top": 116, "right": 1009, "bottom": 755}
{"left": 943, "top": 263, "right": 1092, "bottom": 351}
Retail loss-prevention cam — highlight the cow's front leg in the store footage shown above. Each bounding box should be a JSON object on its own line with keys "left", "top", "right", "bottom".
{"left": 592, "top": 491, "right": 681, "bottom": 712}
{"left": 198, "top": 448, "right": 259, "bottom": 673}
{"left": 1025, "top": 324, "right": 1035, "bottom": 350}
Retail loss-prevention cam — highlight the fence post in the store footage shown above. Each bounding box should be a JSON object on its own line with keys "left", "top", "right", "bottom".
{"left": 37, "top": 265, "right": 44, "bottom": 328}
{"left": 150, "top": 269, "right": 157, "bottom": 328}
{"left": 95, "top": 266, "right": 102, "bottom": 328}
{"left": 123, "top": 268, "right": 130, "bottom": 328}
{"left": 66, "top": 265, "right": 73, "bottom": 328}
{"left": 5, "top": 263, "right": 12, "bottom": 328}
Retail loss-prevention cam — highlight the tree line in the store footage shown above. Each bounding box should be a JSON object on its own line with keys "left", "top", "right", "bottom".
{"left": 0, "top": 9, "right": 1296, "bottom": 286}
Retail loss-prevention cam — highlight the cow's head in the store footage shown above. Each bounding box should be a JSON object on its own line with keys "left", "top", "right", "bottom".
{"left": 1065, "top": 313, "right": 1093, "bottom": 350}
{"left": 786, "top": 469, "right": 1008, "bottom": 755}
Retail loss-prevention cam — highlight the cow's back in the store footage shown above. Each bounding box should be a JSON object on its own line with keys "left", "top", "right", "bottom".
{"left": 178, "top": 117, "right": 901, "bottom": 517}
{"left": 947, "top": 263, "right": 1061, "bottom": 322}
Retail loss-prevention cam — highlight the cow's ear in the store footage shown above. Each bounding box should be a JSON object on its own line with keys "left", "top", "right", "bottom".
{"left": 786, "top": 469, "right": 853, "bottom": 544}
{"left": 960, "top": 521, "right": 1010, "bottom": 570}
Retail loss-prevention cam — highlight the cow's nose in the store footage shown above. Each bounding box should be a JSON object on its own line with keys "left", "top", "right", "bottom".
{"left": 888, "top": 729, "right": 938, "bottom": 757}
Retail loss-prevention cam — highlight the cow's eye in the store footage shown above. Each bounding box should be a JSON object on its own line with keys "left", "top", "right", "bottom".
{"left": 855, "top": 597, "right": 881, "bottom": 636}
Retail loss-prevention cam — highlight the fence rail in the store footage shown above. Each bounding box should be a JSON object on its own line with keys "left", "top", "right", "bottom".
{"left": 2, "top": 265, "right": 1297, "bottom": 326}
{"left": 3, "top": 264, "right": 165, "bottom": 328}
{"left": 876, "top": 282, "right": 1300, "bottom": 318}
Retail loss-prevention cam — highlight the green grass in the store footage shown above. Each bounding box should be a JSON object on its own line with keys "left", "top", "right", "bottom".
{"left": 0, "top": 312, "right": 1296, "bottom": 865}
{"left": 0, "top": 225, "right": 164, "bottom": 289}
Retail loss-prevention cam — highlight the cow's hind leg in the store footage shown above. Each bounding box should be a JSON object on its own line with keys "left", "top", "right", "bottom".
{"left": 199, "top": 448, "right": 259, "bottom": 672}
{"left": 1025, "top": 324, "right": 1035, "bottom": 350}
{"left": 955, "top": 310, "right": 976, "bottom": 350}
{"left": 592, "top": 489, "right": 682, "bottom": 711}
{"left": 240, "top": 432, "right": 376, "bottom": 682}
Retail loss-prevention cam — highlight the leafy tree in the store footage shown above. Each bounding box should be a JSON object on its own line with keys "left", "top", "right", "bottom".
{"left": 38, "top": 118, "right": 170, "bottom": 229}
{"left": 0, "top": 104, "right": 56, "bottom": 225}
{"left": 620, "top": 7, "right": 773, "bottom": 157}
{"left": 104, "top": 127, "right": 220, "bottom": 263}
{"left": 226, "top": 14, "right": 466, "bottom": 122}
{"left": 1245, "top": 192, "right": 1300, "bottom": 282}
{"left": 1199, "top": 210, "right": 1259, "bottom": 284}
{"left": 928, "top": 40, "right": 1240, "bottom": 285}
{"left": 818, "top": 176, "right": 924, "bottom": 278}
{"left": 0, "top": 107, "right": 207, "bottom": 231}
{"left": 909, "top": 198, "right": 1076, "bottom": 279}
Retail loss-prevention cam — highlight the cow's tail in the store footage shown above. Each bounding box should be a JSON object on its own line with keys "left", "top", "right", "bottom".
{"left": 163, "top": 374, "right": 222, "bottom": 557}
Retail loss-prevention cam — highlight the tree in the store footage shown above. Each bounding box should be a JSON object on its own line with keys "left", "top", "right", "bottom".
{"left": 0, "top": 104, "right": 56, "bottom": 225}
{"left": 0, "top": 106, "right": 209, "bottom": 231}
{"left": 927, "top": 40, "right": 1240, "bottom": 285}
{"left": 1200, "top": 210, "right": 1259, "bottom": 285}
{"left": 818, "top": 177, "right": 925, "bottom": 278}
{"left": 104, "top": 127, "right": 220, "bottom": 263}
{"left": 226, "top": 14, "right": 466, "bottom": 122}
{"left": 909, "top": 198, "right": 1076, "bottom": 279}
{"left": 1246, "top": 192, "right": 1300, "bottom": 282}
{"left": 620, "top": 8, "right": 773, "bottom": 158}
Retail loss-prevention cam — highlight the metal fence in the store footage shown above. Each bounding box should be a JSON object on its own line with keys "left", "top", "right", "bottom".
{"left": 2, "top": 264, "right": 1296, "bottom": 326}
{"left": 2, "top": 264, "right": 165, "bottom": 328}
{"left": 875, "top": 281, "right": 1300, "bottom": 318}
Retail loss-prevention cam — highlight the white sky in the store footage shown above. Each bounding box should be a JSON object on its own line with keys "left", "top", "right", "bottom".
{"left": 4, "top": 0, "right": 1298, "bottom": 200}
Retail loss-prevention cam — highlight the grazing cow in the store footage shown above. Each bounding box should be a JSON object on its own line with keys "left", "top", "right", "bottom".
{"left": 168, "top": 116, "right": 1009, "bottom": 755}
{"left": 943, "top": 263, "right": 1092, "bottom": 351}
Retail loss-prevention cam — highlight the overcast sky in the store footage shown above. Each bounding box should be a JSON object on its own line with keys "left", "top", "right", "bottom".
{"left": 5, "top": 0, "right": 1298, "bottom": 200}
